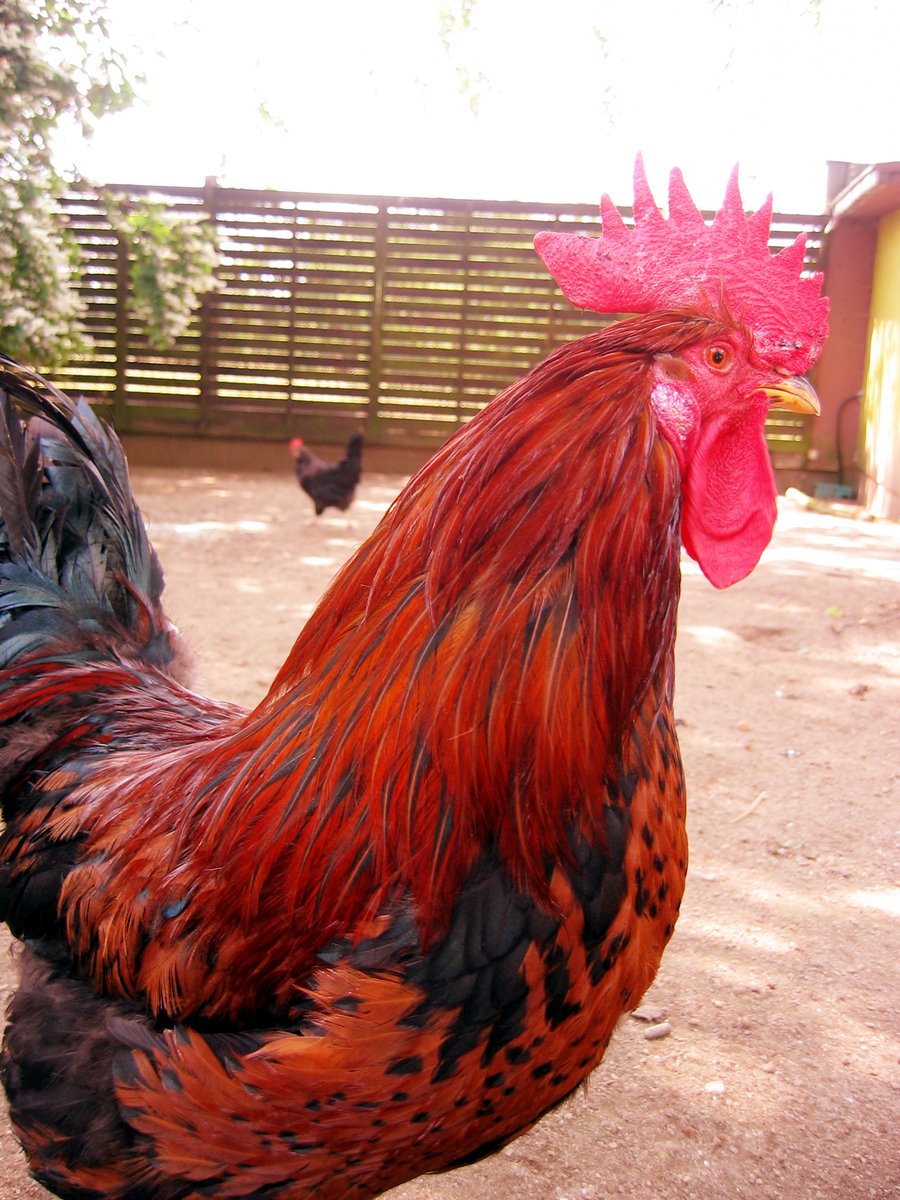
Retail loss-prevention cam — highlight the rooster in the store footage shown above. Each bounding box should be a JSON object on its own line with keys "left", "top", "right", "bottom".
{"left": 289, "top": 432, "right": 363, "bottom": 516}
{"left": 0, "top": 160, "right": 826, "bottom": 1200}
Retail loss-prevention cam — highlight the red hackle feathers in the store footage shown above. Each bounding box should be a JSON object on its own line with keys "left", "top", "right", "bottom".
{"left": 534, "top": 155, "right": 828, "bottom": 375}
{"left": 37, "top": 316, "right": 698, "bottom": 1029}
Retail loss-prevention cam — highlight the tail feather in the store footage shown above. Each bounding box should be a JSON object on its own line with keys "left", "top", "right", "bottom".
{"left": 0, "top": 359, "right": 184, "bottom": 676}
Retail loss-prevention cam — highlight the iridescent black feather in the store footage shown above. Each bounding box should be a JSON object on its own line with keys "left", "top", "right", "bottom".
{"left": 0, "top": 359, "right": 180, "bottom": 673}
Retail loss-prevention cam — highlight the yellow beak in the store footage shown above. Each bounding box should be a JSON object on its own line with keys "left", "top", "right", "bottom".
{"left": 761, "top": 375, "right": 821, "bottom": 416}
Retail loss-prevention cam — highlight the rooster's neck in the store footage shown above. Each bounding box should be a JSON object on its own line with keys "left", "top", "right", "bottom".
{"left": 254, "top": 328, "right": 685, "bottom": 929}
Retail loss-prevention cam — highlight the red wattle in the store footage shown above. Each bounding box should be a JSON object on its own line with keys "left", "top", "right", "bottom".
{"left": 680, "top": 401, "right": 777, "bottom": 589}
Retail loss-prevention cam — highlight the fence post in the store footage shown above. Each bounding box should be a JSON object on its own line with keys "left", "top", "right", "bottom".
{"left": 113, "top": 226, "right": 130, "bottom": 431}
{"left": 454, "top": 204, "right": 473, "bottom": 426}
{"left": 366, "top": 201, "right": 389, "bottom": 442}
{"left": 288, "top": 205, "right": 301, "bottom": 437}
{"left": 198, "top": 176, "right": 219, "bottom": 435}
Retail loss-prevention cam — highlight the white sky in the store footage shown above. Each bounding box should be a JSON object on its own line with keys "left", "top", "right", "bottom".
{"left": 60, "top": 0, "right": 900, "bottom": 214}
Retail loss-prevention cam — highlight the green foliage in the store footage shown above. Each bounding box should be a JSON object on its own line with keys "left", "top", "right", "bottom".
{"left": 0, "top": 1, "right": 135, "bottom": 367}
{"left": 104, "top": 196, "right": 221, "bottom": 351}
{"left": 0, "top": 1, "right": 218, "bottom": 367}
{"left": 0, "top": 175, "right": 88, "bottom": 367}
{"left": 0, "top": 1, "right": 135, "bottom": 182}
{"left": 439, "top": 0, "right": 486, "bottom": 118}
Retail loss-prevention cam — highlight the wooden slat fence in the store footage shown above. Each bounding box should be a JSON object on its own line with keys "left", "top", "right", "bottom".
{"left": 51, "top": 181, "right": 826, "bottom": 456}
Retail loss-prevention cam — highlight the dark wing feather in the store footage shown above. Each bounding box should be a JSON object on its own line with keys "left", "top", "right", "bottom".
{"left": 0, "top": 359, "right": 173, "bottom": 670}
{"left": 0, "top": 392, "right": 43, "bottom": 560}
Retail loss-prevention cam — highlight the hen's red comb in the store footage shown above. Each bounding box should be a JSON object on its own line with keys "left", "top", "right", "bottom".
{"left": 534, "top": 156, "right": 828, "bottom": 373}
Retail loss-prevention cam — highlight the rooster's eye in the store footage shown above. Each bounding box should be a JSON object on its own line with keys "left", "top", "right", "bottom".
{"left": 705, "top": 345, "right": 733, "bottom": 372}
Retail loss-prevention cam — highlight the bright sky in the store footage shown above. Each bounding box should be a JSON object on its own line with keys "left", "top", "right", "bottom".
{"left": 61, "top": 0, "right": 899, "bottom": 214}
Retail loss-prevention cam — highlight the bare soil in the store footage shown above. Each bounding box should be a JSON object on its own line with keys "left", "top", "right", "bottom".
{"left": 1, "top": 468, "right": 898, "bottom": 1200}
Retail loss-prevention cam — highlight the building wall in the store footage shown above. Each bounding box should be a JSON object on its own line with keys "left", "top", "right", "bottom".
{"left": 811, "top": 220, "right": 875, "bottom": 482}
{"left": 861, "top": 209, "right": 900, "bottom": 518}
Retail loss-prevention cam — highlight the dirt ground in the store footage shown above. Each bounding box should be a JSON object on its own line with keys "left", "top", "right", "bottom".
{"left": 0, "top": 466, "right": 898, "bottom": 1200}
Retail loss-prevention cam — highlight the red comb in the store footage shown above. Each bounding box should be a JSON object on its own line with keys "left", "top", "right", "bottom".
{"left": 534, "top": 156, "right": 828, "bottom": 372}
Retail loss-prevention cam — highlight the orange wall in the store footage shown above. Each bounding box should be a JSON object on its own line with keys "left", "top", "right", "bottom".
{"left": 812, "top": 220, "right": 877, "bottom": 479}
{"left": 861, "top": 209, "right": 900, "bottom": 518}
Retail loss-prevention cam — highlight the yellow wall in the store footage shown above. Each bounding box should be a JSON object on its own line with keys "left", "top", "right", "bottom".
{"left": 862, "top": 209, "right": 900, "bottom": 518}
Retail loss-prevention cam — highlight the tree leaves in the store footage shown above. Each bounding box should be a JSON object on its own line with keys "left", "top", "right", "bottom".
{"left": 103, "top": 195, "right": 221, "bottom": 352}
{"left": 0, "top": 2, "right": 135, "bottom": 367}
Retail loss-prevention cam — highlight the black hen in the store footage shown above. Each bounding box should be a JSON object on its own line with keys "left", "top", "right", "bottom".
{"left": 289, "top": 432, "right": 363, "bottom": 516}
